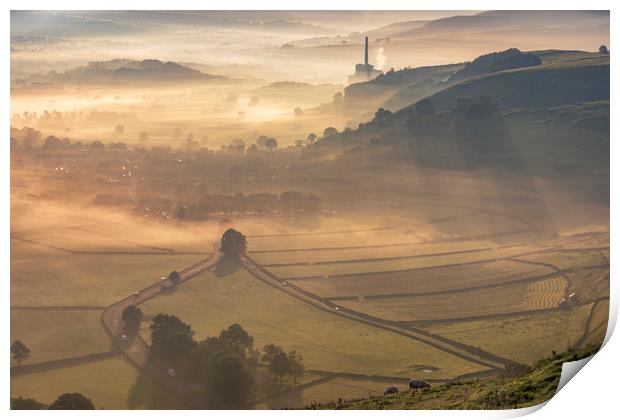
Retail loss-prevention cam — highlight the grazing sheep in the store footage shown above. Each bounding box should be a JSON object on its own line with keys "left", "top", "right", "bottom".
{"left": 383, "top": 385, "right": 399, "bottom": 396}
{"left": 409, "top": 379, "right": 431, "bottom": 392}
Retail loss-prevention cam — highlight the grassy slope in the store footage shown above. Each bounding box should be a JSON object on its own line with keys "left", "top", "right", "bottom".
{"left": 423, "top": 304, "right": 595, "bottom": 365}
{"left": 314, "top": 347, "right": 598, "bottom": 409}
{"left": 423, "top": 55, "right": 609, "bottom": 110}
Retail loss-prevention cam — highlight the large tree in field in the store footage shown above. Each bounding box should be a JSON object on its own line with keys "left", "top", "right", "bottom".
{"left": 220, "top": 229, "right": 247, "bottom": 258}
{"left": 11, "top": 340, "right": 30, "bottom": 365}
{"left": 49, "top": 393, "right": 95, "bottom": 410}
{"left": 150, "top": 314, "right": 195, "bottom": 362}
{"left": 219, "top": 323, "right": 254, "bottom": 357}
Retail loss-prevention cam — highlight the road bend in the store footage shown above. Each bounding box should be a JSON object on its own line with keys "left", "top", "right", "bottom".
{"left": 101, "top": 244, "right": 221, "bottom": 409}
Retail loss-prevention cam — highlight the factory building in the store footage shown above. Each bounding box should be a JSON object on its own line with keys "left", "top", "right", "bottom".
{"left": 347, "top": 36, "right": 383, "bottom": 85}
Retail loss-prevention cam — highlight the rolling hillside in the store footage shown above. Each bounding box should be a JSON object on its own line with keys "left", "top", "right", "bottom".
{"left": 311, "top": 347, "right": 599, "bottom": 409}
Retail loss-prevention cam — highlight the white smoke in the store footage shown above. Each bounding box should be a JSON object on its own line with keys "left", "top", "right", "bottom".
{"left": 376, "top": 45, "right": 386, "bottom": 70}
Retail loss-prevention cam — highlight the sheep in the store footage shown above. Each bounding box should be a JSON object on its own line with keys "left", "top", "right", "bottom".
{"left": 409, "top": 379, "right": 431, "bottom": 393}
{"left": 383, "top": 385, "right": 399, "bottom": 396}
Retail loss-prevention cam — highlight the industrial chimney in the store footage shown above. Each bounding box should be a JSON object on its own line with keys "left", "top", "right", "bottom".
{"left": 364, "top": 36, "right": 369, "bottom": 66}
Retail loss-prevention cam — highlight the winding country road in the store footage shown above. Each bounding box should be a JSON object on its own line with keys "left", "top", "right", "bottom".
{"left": 100, "top": 243, "right": 221, "bottom": 409}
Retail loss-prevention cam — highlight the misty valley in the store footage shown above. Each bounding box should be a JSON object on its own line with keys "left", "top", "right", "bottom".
{"left": 9, "top": 10, "right": 609, "bottom": 410}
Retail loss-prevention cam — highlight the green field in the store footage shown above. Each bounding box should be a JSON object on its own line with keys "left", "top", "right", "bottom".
{"left": 10, "top": 310, "right": 112, "bottom": 366}
{"left": 422, "top": 303, "right": 593, "bottom": 365}
{"left": 10, "top": 356, "right": 182, "bottom": 409}
{"left": 11, "top": 240, "right": 202, "bottom": 306}
{"left": 139, "top": 268, "right": 486, "bottom": 379}
{"left": 266, "top": 245, "right": 540, "bottom": 279}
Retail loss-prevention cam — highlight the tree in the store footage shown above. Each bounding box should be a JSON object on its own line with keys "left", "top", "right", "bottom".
{"left": 11, "top": 340, "right": 30, "bottom": 365}
{"left": 219, "top": 229, "right": 247, "bottom": 258}
{"left": 333, "top": 91, "right": 343, "bottom": 104}
{"left": 261, "top": 344, "right": 290, "bottom": 383}
{"left": 288, "top": 350, "right": 304, "bottom": 385}
{"left": 90, "top": 140, "right": 105, "bottom": 150}
{"left": 43, "top": 135, "right": 63, "bottom": 149}
{"left": 599, "top": 45, "right": 610, "bottom": 54}
{"left": 49, "top": 393, "right": 95, "bottom": 410}
{"left": 11, "top": 396, "right": 47, "bottom": 410}
{"left": 168, "top": 270, "right": 182, "bottom": 284}
{"left": 204, "top": 351, "right": 255, "bottom": 408}
{"left": 265, "top": 137, "right": 278, "bottom": 151}
{"left": 219, "top": 323, "right": 254, "bottom": 356}
{"left": 306, "top": 133, "right": 317, "bottom": 144}
{"left": 294, "top": 107, "right": 303, "bottom": 116}
{"left": 323, "top": 127, "right": 338, "bottom": 138}
{"left": 121, "top": 305, "right": 143, "bottom": 333}
{"left": 114, "top": 124, "right": 125, "bottom": 136}
{"left": 150, "top": 314, "right": 195, "bottom": 361}
{"left": 256, "top": 135, "right": 269, "bottom": 149}
{"left": 270, "top": 351, "right": 291, "bottom": 384}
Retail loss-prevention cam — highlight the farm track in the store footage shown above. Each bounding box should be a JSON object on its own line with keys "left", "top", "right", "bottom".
{"left": 11, "top": 305, "right": 106, "bottom": 312}
{"left": 241, "top": 254, "right": 522, "bottom": 374}
{"left": 11, "top": 235, "right": 209, "bottom": 256}
{"left": 10, "top": 351, "right": 121, "bottom": 376}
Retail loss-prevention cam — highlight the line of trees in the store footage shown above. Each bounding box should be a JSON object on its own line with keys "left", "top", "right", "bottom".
{"left": 12, "top": 393, "right": 95, "bottom": 410}
{"left": 192, "top": 191, "right": 321, "bottom": 217}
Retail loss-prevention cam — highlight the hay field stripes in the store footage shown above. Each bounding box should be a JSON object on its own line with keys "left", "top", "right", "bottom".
{"left": 523, "top": 276, "right": 566, "bottom": 309}
{"left": 241, "top": 254, "right": 518, "bottom": 373}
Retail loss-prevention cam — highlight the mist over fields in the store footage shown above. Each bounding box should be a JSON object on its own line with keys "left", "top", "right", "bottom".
{"left": 10, "top": 10, "right": 609, "bottom": 410}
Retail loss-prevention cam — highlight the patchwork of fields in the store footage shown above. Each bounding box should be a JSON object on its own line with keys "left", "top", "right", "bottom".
{"left": 10, "top": 204, "right": 610, "bottom": 409}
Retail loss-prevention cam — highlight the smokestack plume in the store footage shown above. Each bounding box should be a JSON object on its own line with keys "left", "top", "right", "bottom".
{"left": 364, "top": 36, "right": 369, "bottom": 65}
